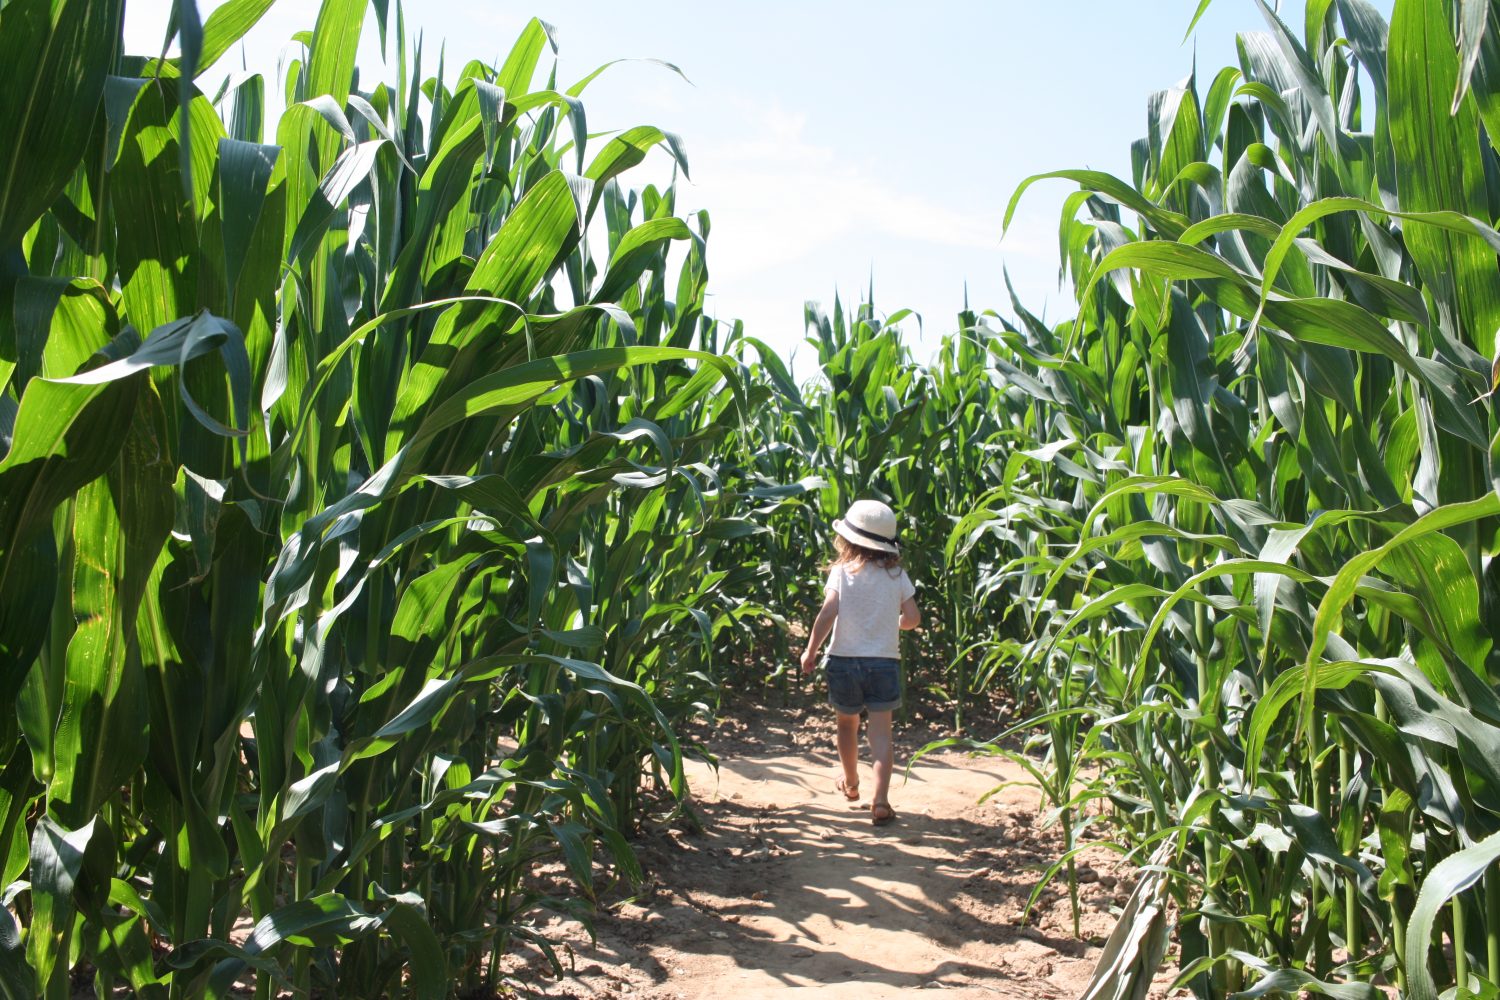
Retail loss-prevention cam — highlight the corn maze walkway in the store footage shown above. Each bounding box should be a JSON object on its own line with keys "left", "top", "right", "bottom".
{"left": 511, "top": 708, "right": 1149, "bottom": 999}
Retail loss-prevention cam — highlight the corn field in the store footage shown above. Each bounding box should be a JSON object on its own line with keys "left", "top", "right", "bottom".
{"left": 951, "top": 1, "right": 1500, "bottom": 996}
{"left": 0, "top": 0, "right": 778, "bottom": 994}
{"left": 6, "top": 0, "right": 1500, "bottom": 996}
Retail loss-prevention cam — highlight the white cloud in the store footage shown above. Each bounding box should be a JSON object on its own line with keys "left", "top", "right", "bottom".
{"left": 674, "top": 97, "right": 1002, "bottom": 285}
{"left": 608, "top": 96, "right": 1073, "bottom": 372}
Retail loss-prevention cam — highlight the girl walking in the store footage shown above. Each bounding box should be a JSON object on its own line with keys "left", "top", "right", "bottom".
{"left": 800, "top": 499, "right": 921, "bottom": 825}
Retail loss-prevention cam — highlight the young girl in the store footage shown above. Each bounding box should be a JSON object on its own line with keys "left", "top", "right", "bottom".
{"left": 799, "top": 499, "right": 921, "bottom": 825}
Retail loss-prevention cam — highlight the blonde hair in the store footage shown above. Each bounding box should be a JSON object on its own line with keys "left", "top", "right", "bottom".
{"left": 831, "top": 534, "right": 903, "bottom": 574}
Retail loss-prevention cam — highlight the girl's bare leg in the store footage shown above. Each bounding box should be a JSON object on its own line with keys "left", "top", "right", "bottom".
{"left": 836, "top": 712, "right": 862, "bottom": 791}
{"left": 867, "top": 710, "right": 894, "bottom": 806}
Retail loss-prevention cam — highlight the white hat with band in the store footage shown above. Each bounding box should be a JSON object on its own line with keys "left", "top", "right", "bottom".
{"left": 833, "top": 499, "right": 900, "bottom": 555}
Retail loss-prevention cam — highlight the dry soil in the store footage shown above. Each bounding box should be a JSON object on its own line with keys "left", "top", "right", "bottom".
{"left": 504, "top": 705, "right": 1177, "bottom": 999}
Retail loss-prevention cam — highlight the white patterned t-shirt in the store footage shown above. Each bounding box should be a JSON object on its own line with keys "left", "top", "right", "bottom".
{"left": 824, "top": 562, "right": 915, "bottom": 659}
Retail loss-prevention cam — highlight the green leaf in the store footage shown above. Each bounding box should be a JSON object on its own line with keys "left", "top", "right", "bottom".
{"left": 286, "top": 139, "right": 388, "bottom": 262}
{"left": 28, "top": 817, "right": 95, "bottom": 997}
{"left": 110, "top": 81, "right": 217, "bottom": 336}
{"left": 1389, "top": 0, "right": 1500, "bottom": 356}
{"left": 195, "top": 0, "right": 278, "bottom": 77}
{"left": 1405, "top": 828, "right": 1500, "bottom": 1000}
{"left": 409, "top": 346, "right": 736, "bottom": 451}
{"left": 1184, "top": 0, "right": 1216, "bottom": 41}
{"left": 305, "top": 0, "right": 365, "bottom": 107}
{"left": 0, "top": 0, "right": 124, "bottom": 246}
{"left": 0, "top": 904, "right": 33, "bottom": 1000}
{"left": 1302, "top": 494, "right": 1500, "bottom": 730}
{"left": 496, "top": 17, "right": 556, "bottom": 97}
{"left": 593, "top": 218, "right": 691, "bottom": 304}
{"left": 548, "top": 819, "right": 595, "bottom": 893}
{"left": 379, "top": 904, "right": 447, "bottom": 1000}
{"left": 1229, "top": 962, "right": 1380, "bottom": 999}
{"left": 584, "top": 125, "right": 691, "bottom": 214}
{"left": 1005, "top": 169, "right": 1190, "bottom": 241}
{"left": 1454, "top": 0, "right": 1489, "bottom": 110}
{"left": 48, "top": 396, "right": 173, "bottom": 826}
{"left": 215, "top": 139, "right": 279, "bottom": 309}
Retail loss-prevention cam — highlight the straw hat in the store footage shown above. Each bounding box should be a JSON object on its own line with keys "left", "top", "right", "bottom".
{"left": 833, "top": 499, "right": 900, "bottom": 554}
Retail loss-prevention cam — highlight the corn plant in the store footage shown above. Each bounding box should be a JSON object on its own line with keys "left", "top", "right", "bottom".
{"left": 0, "top": 0, "right": 769, "bottom": 995}
{"left": 943, "top": 0, "right": 1500, "bottom": 996}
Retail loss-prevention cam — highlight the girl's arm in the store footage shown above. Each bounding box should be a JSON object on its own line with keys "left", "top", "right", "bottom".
{"left": 899, "top": 595, "right": 922, "bottom": 630}
{"left": 800, "top": 592, "right": 839, "bottom": 674}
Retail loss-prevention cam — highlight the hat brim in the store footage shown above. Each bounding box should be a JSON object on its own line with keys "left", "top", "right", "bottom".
{"left": 833, "top": 519, "right": 899, "bottom": 555}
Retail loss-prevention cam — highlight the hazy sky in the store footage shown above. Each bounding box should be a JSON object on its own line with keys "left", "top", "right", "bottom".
{"left": 123, "top": 1, "right": 1386, "bottom": 372}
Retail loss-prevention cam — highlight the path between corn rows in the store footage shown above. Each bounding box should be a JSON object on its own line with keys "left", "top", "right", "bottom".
{"left": 510, "top": 708, "right": 1165, "bottom": 999}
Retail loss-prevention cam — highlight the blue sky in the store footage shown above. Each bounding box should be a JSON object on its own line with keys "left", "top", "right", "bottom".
{"left": 125, "top": 2, "right": 1388, "bottom": 372}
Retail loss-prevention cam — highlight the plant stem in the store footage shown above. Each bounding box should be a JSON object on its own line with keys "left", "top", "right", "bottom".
{"left": 1487, "top": 872, "right": 1500, "bottom": 986}
{"left": 1455, "top": 895, "right": 1469, "bottom": 992}
{"left": 1341, "top": 739, "right": 1360, "bottom": 963}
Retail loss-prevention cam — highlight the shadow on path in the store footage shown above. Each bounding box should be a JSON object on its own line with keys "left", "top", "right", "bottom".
{"left": 581, "top": 743, "right": 1124, "bottom": 998}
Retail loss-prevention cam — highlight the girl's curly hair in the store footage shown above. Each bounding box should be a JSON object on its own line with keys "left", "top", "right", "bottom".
{"left": 830, "top": 534, "right": 903, "bottom": 574}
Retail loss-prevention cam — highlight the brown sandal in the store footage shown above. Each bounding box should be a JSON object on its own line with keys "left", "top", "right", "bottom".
{"left": 837, "top": 777, "right": 861, "bottom": 802}
{"left": 871, "top": 801, "right": 897, "bottom": 826}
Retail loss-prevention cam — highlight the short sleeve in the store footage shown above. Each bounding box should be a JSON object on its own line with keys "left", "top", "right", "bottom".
{"left": 900, "top": 570, "right": 915, "bottom": 601}
{"left": 825, "top": 565, "right": 841, "bottom": 596}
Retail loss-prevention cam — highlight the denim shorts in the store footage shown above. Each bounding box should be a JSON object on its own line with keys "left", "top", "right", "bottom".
{"left": 825, "top": 656, "right": 902, "bottom": 714}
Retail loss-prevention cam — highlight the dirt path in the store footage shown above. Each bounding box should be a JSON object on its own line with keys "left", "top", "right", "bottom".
{"left": 509, "top": 707, "right": 1157, "bottom": 999}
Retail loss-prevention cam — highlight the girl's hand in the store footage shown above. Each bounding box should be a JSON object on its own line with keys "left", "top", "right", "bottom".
{"left": 799, "top": 648, "right": 818, "bottom": 675}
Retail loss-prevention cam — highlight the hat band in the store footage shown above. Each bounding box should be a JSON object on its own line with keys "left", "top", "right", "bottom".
{"left": 846, "top": 521, "right": 898, "bottom": 547}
